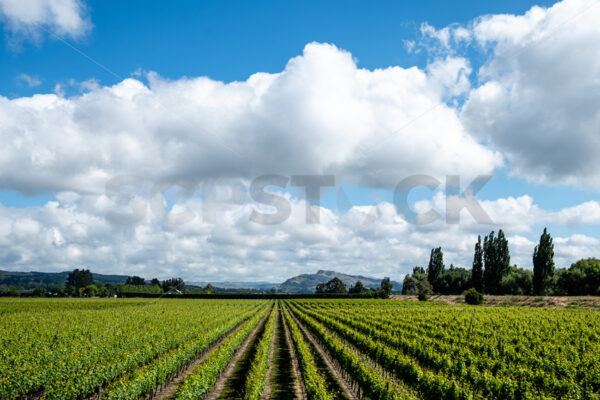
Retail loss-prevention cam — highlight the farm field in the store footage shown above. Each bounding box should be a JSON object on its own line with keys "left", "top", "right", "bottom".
{"left": 1, "top": 298, "right": 599, "bottom": 400}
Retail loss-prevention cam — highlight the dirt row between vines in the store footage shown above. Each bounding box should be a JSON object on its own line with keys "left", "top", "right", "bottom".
{"left": 284, "top": 303, "right": 358, "bottom": 400}
{"left": 204, "top": 306, "right": 273, "bottom": 400}
{"left": 288, "top": 303, "right": 417, "bottom": 399}
{"left": 259, "top": 306, "right": 277, "bottom": 400}
{"left": 151, "top": 306, "right": 270, "bottom": 400}
{"left": 82, "top": 307, "right": 264, "bottom": 400}
{"left": 206, "top": 303, "right": 307, "bottom": 400}
{"left": 261, "top": 305, "right": 304, "bottom": 400}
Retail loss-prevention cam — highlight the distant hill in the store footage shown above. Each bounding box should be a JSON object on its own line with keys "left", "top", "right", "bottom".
{"left": 278, "top": 270, "right": 402, "bottom": 293}
{"left": 1, "top": 268, "right": 401, "bottom": 293}
{"left": 188, "top": 281, "right": 278, "bottom": 290}
{"left": 0, "top": 270, "right": 128, "bottom": 290}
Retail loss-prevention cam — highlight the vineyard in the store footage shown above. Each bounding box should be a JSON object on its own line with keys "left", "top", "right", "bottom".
{"left": 1, "top": 298, "right": 599, "bottom": 399}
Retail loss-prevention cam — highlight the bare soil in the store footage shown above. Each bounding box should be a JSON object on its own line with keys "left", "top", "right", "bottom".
{"left": 285, "top": 304, "right": 357, "bottom": 400}
{"left": 391, "top": 294, "right": 600, "bottom": 309}
{"left": 281, "top": 307, "right": 307, "bottom": 400}
{"left": 206, "top": 307, "right": 272, "bottom": 400}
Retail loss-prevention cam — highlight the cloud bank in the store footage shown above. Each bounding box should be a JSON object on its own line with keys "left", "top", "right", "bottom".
{"left": 0, "top": 0, "right": 90, "bottom": 42}
{"left": 1, "top": 0, "right": 600, "bottom": 281}
{"left": 0, "top": 43, "right": 501, "bottom": 194}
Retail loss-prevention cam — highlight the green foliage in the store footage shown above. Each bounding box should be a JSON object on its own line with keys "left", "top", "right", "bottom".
{"left": 434, "top": 266, "right": 472, "bottom": 295}
{"left": 555, "top": 258, "right": 600, "bottom": 295}
{"left": 483, "top": 230, "right": 510, "bottom": 294}
{"left": 243, "top": 306, "right": 276, "bottom": 400}
{"left": 472, "top": 235, "right": 484, "bottom": 292}
{"left": 500, "top": 267, "right": 533, "bottom": 295}
{"left": 464, "top": 288, "right": 484, "bottom": 305}
{"left": 427, "top": 247, "right": 445, "bottom": 288}
{"left": 282, "top": 306, "right": 335, "bottom": 399}
{"left": 289, "top": 298, "right": 600, "bottom": 400}
{"left": 402, "top": 267, "right": 428, "bottom": 295}
{"left": 315, "top": 277, "right": 347, "bottom": 294}
{"left": 176, "top": 307, "right": 270, "bottom": 399}
{"left": 117, "top": 284, "right": 163, "bottom": 295}
{"left": 162, "top": 277, "right": 185, "bottom": 293}
{"left": 83, "top": 284, "right": 98, "bottom": 297}
{"left": 0, "top": 298, "right": 266, "bottom": 399}
{"left": 533, "top": 228, "right": 555, "bottom": 295}
{"left": 203, "top": 283, "right": 214, "bottom": 294}
{"left": 66, "top": 268, "right": 93, "bottom": 291}
{"left": 417, "top": 280, "right": 433, "bottom": 301}
{"left": 377, "top": 277, "right": 393, "bottom": 298}
{"left": 125, "top": 275, "right": 145, "bottom": 285}
{"left": 348, "top": 280, "right": 365, "bottom": 293}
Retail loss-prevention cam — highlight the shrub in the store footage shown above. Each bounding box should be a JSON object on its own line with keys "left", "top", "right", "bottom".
{"left": 465, "top": 288, "right": 484, "bottom": 305}
{"left": 417, "top": 279, "right": 433, "bottom": 301}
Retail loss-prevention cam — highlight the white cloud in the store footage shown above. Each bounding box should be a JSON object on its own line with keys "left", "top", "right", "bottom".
{"left": 0, "top": 42, "right": 502, "bottom": 195}
{"left": 0, "top": 0, "right": 90, "bottom": 42}
{"left": 16, "top": 73, "right": 42, "bottom": 87}
{"left": 0, "top": 189, "right": 598, "bottom": 282}
{"left": 461, "top": 0, "right": 600, "bottom": 187}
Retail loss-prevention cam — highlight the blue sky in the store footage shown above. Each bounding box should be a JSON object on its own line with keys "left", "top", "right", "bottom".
{"left": 1, "top": 0, "right": 555, "bottom": 94}
{"left": 0, "top": 0, "right": 598, "bottom": 281}
{"left": 0, "top": 0, "right": 581, "bottom": 211}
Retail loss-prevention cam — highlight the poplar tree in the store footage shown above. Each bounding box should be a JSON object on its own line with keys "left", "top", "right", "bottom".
{"left": 427, "top": 247, "right": 445, "bottom": 291}
{"left": 533, "top": 227, "right": 555, "bottom": 295}
{"left": 472, "top": 235, "right": 484, "bottom": 292}
{"left": 483, "top": 230, "right": 510, "bottom": 294}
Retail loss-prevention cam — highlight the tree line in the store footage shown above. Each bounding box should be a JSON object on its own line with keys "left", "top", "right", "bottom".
{"left": 315, "top": 276, "right": 394, "bottom": 298}
{"left": 403, "top": 228, "right": 600, "bottom": 297}
{"left": 2, "top": 269, "right": 194, "bottom": 297}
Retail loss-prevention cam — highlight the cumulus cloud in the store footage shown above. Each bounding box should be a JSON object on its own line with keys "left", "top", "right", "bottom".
{"left": 460, "top": 0, "right": 600, "bottom": 187}
{"left": 0, "top": 188, "right": 598, "bottom": 281}
{"left": 16, "top": 73, "right": 42, "bottom": 87}
{"left": 0, "top": 0, "right": 90, "bottom": 42}
{"left": 0, "top": 43, "right": 502, "bottom": 195}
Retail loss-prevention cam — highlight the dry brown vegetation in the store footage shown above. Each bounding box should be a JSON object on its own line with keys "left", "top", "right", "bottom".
{"left": 391, "top": 294, "right": 600, "bottom": 309}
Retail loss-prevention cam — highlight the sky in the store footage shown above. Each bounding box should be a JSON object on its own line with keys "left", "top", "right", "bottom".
{"left": 0, "top": 0, "right": 599, "bottom": 283}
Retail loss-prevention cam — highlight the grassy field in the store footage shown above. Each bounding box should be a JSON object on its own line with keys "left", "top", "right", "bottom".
{"left": 1, "top": 297, "right": 599, "bottom": 399}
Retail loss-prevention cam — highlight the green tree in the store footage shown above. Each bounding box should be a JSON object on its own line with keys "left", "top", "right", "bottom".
{"left": 126, "top": 276, "right": 146, "bottom": 285}
{"left": 49, "top": 286, "right": 65, "bottom": 296}
{"left": 66, "top": 269, "right": 93, "bottom": 293}
{"left": 427, "top": 247, "right": 444, "bottom": 291}
{"left": 465, "top": 288, "right": 484, "bottom": 305}
{"left": 483, "top": 230, "right": 510, "bottom": 294}
{"left": 417, "top": 280, "right": 433, "bottom": 301}
{"left": 315, "top": 282, "right": 326, "bottom": 293}
{"left": 500, "top": 266, "right": 533, "bottom": 295}
{"left": 150, "top": 278, "right": 161, "bottom": 286}
{"left": 162, "top": 278, "right": 185, "bottom": 293}
{"left": 325, "top": 277, "right": 347, "bottom": 294}
{"left": 472, "top": 235, "right": 484, "bottom": 292}
{"left": 316, "top": 277, "right": 347, "bottom": 294}
{"left": 402, "top": 267, "right": 428, "bottom": 295}
{"left": 556, "top": 258, "right": 600, "bottom": 295}
{"left": 533, "top": 227, "right": 555, "bottom": 295}
{"left": 435, "top": 267, "right": 472, "bottom": 294}
{"left": 83, "top": 284, "right": 98, "bottom": 297}
{"left": 377, "top": 277, "right": 393, "bottom": 298}
{"left": 349, "top": 281, "right": 365, "bottom": 294}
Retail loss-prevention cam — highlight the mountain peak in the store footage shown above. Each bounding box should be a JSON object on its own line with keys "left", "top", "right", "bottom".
{"left": 316, "top": 269, "right": 337, "bottom": 275}
{"left": 279, "top": 270, "right": 401, "bottom": 293}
